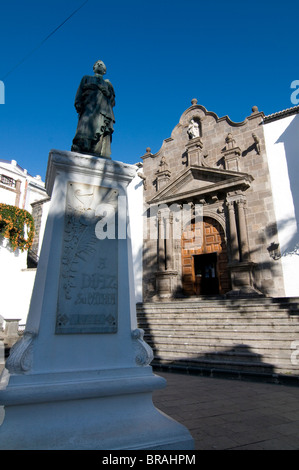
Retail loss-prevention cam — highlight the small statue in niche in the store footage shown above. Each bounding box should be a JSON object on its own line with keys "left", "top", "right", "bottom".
{"left": 225, "top": 133, "right": 236, "bottom": 150}
{"left": 158, "top": 155, "right": 169, "bottom": 172}
{"left": 187, "top": 119, "right": 200, "bottom": 139}
{"left": 71, "top": 60, "right": 115, "bottom": 158}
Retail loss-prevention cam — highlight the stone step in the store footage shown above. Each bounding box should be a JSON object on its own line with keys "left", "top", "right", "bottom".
{"left": 139, "top": 315, "right": 299, "bottom": 321}
{"left": 144, "top": 336, "right": 299, "bottom": 353}
{"left": 138, "top": 319, "right": 299, "bottom": 329}
{"left": 149, "top": 343, "right": 295, "bottom": 363}
{"left": 137, "top": 311, "right": 299, "bottom": 319}
{"left": 152, "top": 358, "right": 295, "bottom": 376}
{"left": 137, "top": 298, "right": 299, "bottom": 308}
{"left": 141, "top": 326, "right": 299, "bottom": 337}
{"left": 147, "top": 337, "right": 296, "bottom": 353}
{"left": 152, "top": 357, "right": 275, "bottom": 375}
{"left": 150, "top": 358, "right": 299, "bottom": 376}
{"left": 137, "top": 306, "right": 299, "bottom": 316}
{"left": 137, "top": 307, "right": 298, "bottom": 314}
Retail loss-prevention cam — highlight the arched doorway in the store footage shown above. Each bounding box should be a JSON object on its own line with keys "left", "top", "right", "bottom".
{"left": 181, "top": 216, "right": 231, "bottom": 296}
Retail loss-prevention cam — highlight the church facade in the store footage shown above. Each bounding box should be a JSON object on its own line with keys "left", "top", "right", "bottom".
{"left": 140, "top": 100, "right": 299, "bottom": 301}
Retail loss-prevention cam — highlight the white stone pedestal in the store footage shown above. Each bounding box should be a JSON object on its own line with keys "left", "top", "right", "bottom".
{"left": 0, "top": 150, "right": 194, "bottom": 450}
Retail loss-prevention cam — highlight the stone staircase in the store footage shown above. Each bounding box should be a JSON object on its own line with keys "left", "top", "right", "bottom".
{"left": 136, "top": 297, "right": 299, "bottom": 384}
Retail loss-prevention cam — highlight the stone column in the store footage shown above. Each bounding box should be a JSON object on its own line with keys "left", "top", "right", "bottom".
{"left": 155, "top": 209, "right": 178, "bottom": 299}
{"left": 236, "top": 198, "right": 250, "bottom": 261}
{"left": 226, "top": 194, "right": 262, "bottom": 298}
{"left": 226, "top": 200, "right": 239, "bottom": 262}
{"left": 165, "top": 212, "right": 173, "bottom": 271}
{"left": 157, "top": 210, "right": 165, "bottom": 271}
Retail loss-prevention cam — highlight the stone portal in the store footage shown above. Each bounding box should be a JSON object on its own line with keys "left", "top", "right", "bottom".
{"left": 182, "top": 217, "right": 231, "bottom": 296}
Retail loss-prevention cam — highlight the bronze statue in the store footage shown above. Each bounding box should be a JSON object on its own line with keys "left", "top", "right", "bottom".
{"left": 71, "top": 60, "right": 115, "bottom": 158}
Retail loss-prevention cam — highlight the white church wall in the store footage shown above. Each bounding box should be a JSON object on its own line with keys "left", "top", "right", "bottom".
{"left": 127, "top": 168, "right": 144, "bottom": 304}
{"left": 264, "top": 113, "right": 299, "bottom": 297}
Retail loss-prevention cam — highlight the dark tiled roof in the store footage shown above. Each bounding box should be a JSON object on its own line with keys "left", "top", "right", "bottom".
{"left": 263, "top": 105, "right": 299, "bottom": 123}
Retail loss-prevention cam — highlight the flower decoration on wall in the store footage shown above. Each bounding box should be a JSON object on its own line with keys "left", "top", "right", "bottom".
{"left": 0, "top": 203, "right": 35, "bottom": 251}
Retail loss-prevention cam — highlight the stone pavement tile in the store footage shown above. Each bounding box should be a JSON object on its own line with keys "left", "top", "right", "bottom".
{"left": 232, "top": 443, "right": 266, "bottom": 450}
{"left": 235, "top": 438, "right": 298, "bottom": 450}
{"left": 196, "top": 435, "right": 240, "bottom": 451}
{"left": 272, "top": 421, "right": 299, "bottom": 437}
{"left": 284, "top": 410, "right": 299, "bottom": 421}
{"left": 232, "top": 427, "right": 281, "bottom": 444}
{"left": 220, "top": 422, "right": 249, "bottom": 435}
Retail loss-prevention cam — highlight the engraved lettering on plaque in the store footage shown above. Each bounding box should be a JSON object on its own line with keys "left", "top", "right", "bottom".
{"left": 56, "top": 182, "right": 119, "bottom": 334}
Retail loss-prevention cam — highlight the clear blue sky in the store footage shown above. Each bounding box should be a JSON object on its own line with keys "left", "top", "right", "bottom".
{"left": 0, "top": 0, "right": 298, "bottom": 180}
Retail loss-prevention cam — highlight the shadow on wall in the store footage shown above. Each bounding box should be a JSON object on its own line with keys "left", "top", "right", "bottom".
{"left": 276, "top": 114, "right": 299, "bottom": 254}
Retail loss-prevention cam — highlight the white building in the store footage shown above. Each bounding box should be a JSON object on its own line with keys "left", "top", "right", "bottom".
{"left": 0, "top": 159, "right": 48, "bottom": 338}
{"left": 0, "top": 159, "right": 46, "bottom": 211}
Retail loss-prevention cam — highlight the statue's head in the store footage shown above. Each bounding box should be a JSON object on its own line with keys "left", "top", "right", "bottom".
{"left": 93, "top": 60, "right": 106, "bottom": 75}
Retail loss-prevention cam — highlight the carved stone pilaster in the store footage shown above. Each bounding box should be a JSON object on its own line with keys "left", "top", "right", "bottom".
{"left": 226, "top": 199, "right": 239, "bottom": 262}
{"left": 236, "top": 197, "right": 250, "bottom": 261}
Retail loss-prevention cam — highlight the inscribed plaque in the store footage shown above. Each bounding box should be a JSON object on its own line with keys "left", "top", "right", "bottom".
{"left": 56, "top": 182, "right": 118, "bottom": 334}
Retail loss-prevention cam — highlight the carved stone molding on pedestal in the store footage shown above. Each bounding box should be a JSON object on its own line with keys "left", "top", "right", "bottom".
{"left": 222, "top": 133, "right": 242, "bottom": 172}
{"left": 155, "top": 270, "right": 178, "bottom": 299}
{"left": 131, "top": 328, "right": 154, "bottom": 366}
{"left": 227, "top": 261, "right": 264, "bottom": 298}
{"left": 186, "top": 136, "right": 204, "bottom": 166}
{"left": 156, "top": 156, "right": 171, "bottom": 191}
{"left": 5, "top": 332, "right": 36, "bottom": 374}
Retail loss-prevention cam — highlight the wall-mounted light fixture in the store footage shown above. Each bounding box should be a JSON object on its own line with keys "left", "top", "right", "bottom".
{"left": 267, "top": 242, "right": 281, "bottom": 260}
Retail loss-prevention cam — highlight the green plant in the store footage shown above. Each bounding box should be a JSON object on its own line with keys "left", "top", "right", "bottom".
{"left": 0, "top": 203, "right": 35, "bottom": 251}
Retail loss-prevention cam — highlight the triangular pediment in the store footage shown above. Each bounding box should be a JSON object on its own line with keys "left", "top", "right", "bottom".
{"left": 148, "top": 165, "right": 253, "bottom": 205}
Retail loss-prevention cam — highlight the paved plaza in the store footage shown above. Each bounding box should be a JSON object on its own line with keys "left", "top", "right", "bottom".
{"left": 153, "top": 370, "right": 299, "bottom": 450}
